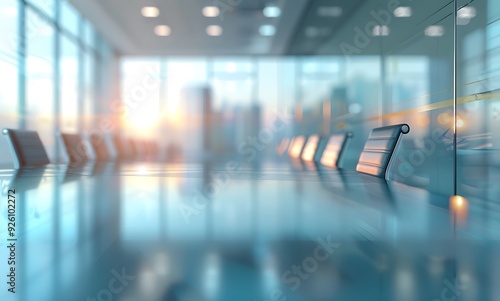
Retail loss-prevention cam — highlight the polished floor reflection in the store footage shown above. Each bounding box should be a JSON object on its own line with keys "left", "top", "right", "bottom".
{"left": 0, "top": 162, "right": 499, "bottom": 301}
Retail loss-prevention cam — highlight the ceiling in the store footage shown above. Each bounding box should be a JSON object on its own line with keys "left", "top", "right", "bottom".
{"left": 69, "top": 0, "right": 310, "bottom": 56}
{"left": 68, "top": 0, "right": 474, "bottom": 57}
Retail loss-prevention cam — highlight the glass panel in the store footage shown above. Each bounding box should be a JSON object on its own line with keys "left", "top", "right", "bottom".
{"left": 118, "top": 0, "right": 458, "bottom": 197}
{"left": 382, "top": 0, "right": 455, "bottom": 195}
{"left": 120, "top": 58, "right": 162, "bottom": 138}
{"left": 25, "top": 8, "right": 56, "bottom": 160}
{"left": 457, "top": 0, "right": 500, "bottom": 203}
{"left": 0, "top": 0, "right": 18, "bottom": 119}
{"left": 60, "top": 0, "right": 79, "bottom": 36}
{"left": 211, "top": 77, "right": 254, "bottom": 107}
{"left": 257, "top": 59, "right": 279, "bottom": 108}
{"left": 0, "top": 0, "right": 19, "bottom": 166}
{"left": 60, "top": 35, "right": 79, "bottom": 132}
{"left": 165, "top": 59, "right": 207, "bottom": 154}
{"left": 212, "top": 58, "right": 254, "bottom": 73}
{"left": 83, "top": 51, "right": 95, "bottom": 130}
{"left": 83, "top": 20, "right": 95, "bottom": 49}
{"left": 27, "top": 0, "right": 55, "bottom": 19}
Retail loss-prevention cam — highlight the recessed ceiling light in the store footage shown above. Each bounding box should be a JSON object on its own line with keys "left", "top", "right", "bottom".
{"left": 372, "top": 25, "right": 390, "bottom": 36}
{"left": 317, "top": 6, "right": 343, "bottom": 17}
{"left": 206, "top": 25, "right": 223, "bottom": 36}
{"left": 458, "top": 6, "right": 476, "bottom": 19}
{"left": 154, "top": 25, "right": 171, "bottom": 36}
{"left": 141, "top": 6, "right": 159, "bottom": 18}
{"left": 259, "top": 25, "right": 276, "bottom": 36}
{"left": 203, "top": 6, "right": 220, "bottom": 17}
{"left": 394, "top": 6, "right": 412, "bottom": 17}
{"left": 263, "top": 6, "right": 281, "bottom": 18}
{"left": 425, "top": 25, "right": 445, "bottom": 37}
{"left": 457, "top": 6, "right": 476, "bottom": 25}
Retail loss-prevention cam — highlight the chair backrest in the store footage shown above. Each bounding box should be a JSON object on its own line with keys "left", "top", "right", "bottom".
{"left": 128, "top": 139, "right": 139, "bottom": 158}
{"left": 112, "top": 135, "right": 135, "bottom": 160}
{"left": 356, "top": 124, "right": 410, "bottom": 179}
{"left": 2, "top": 129, "right": 50, "bottom": 168}
{"left": 301, "top": 135, "right": 320, "bottom": 162}
{"left": 90, "top": 134, "right": 112, "bottom": 161}
{"left": 60, "top": 133, "right": 93, "bottom": 167}
{"left": 145, "top": 141, "right": 159, "bottom": 160}
{"left": 277, "top": 138, "right": 290, "bottom": 156}
{"left": 320, "top": 133, "right": 353, "bottom": 168}
{"left": 288, "top": 135, "right": 306, "bottom": 159}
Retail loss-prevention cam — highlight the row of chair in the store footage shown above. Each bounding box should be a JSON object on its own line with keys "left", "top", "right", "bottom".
{"left": 3, "top": 123, "right": 410, "bottom": 176}
{"left": 2, "top": 128, "right": 159, "bottom": 169}
{"left": 278, "top": 124, "right": 411, "bottom": 180}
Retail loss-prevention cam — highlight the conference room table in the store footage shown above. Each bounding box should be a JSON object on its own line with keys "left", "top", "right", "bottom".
{"left": 0, "top": 160, "right": 499, "bottom": 301}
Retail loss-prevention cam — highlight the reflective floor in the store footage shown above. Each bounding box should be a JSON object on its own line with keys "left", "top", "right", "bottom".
{"left": 0, "top": 162, "right": 499, "bottom": 301}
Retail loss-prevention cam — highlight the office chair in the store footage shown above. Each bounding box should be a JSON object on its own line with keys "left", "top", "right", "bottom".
{"left": 2, "top": 128, "right": 50, "bottom": 169}
{"left": 288, "top": 135, "right": 307, "bottom": 159}
{"left": 319, "top": 132, "right": 353, "bottom": 168}
{"left": 59, "top": 133, "right": 94, "bottom": 167}
{"left": 356, "top": 123, "right": 410, "bottom": 180}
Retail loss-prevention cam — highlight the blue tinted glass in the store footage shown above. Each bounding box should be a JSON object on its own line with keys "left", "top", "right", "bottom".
{"left": 27, "top": 0, "right": 56, "bottom": 19}
{"left": 60, "top": 0, "right": 79, "bottom": 36}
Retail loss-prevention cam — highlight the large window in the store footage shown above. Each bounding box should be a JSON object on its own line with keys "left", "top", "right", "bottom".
{"left": 119, "top": 57, "right": 340, "bottom": 157}
{"left": 60, "top": 0, "right": 79, "bottom": 36}
{"left": 60, "top": 35, "right": 79, "bottom": 132}
{"left": 28, "top": 0, "right": 55, "bottom": 18}
{"left": 0, "top": 0, "right": 19, "bottom": 124}
{"left": 0, "top": 0, "right": 110, "bottom": 166}
{"left": 0, "top": 0, "right": 19, "bottom": 166}
{"left": 25, "top": 7, "right": 56, "bottom": 159}
{"left": 83, "top": 51, "right": 95, "bottom": 130}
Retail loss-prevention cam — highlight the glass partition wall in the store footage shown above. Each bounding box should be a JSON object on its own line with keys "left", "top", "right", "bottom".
{"left": 456, "top": 0, "right": 500, "bottom": 203}
{"left": 2, "top": 0, "right": 491, "bottom": 200}
{"left": 120, "top": 0, "right": 499, "bottom": 199}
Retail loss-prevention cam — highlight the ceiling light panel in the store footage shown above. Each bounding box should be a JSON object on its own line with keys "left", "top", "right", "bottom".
{"left": 458, "top": 6, "right": 476, "bottom": 19}
{"left": 457, "top": 6, "right": 476, "bottom": 25}
{"left": 207, "top": 25, "right": 223, "bottom": 36}
{"left": 372, "top": 25, "right": 390, "bottom": 36}
{"left": 263, "top": 6, "right": 281, "bottom": 17}
{"left": 154, "top": 25, "right": 171, "bottom": 36}
{"left": 141, "top": 6, "right": 159, "bottom": 18}
{"left": 425, "top": 25, "right": 445, "bottom": 37}
{"left": 259, "top": 25, "right": 276, "bottom": 36}
{"left": 393, "top": 6, "right": 412, "bottom": 17}
{"left": 203, "top": 6, "right": 220, "bottom": 17}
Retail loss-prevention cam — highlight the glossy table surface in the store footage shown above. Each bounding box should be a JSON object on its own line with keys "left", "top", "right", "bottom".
{"left": 0, "top": 161, "right": 499, "bottom": 301}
